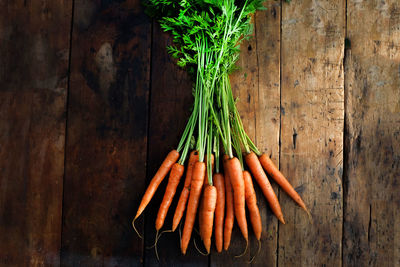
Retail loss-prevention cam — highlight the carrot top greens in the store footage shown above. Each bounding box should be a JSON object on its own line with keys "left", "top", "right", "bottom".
{"left": 144, "top": 0, "right": 266, "bottom": 183}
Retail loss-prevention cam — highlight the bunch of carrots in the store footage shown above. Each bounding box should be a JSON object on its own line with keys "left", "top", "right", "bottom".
{"left": 132, "top": 0, "right": 310, "bottom": 257}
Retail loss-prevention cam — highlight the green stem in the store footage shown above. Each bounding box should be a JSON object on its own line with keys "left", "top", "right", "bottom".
{"left": 207, "top": 126, "right": 213, "bottom": 185}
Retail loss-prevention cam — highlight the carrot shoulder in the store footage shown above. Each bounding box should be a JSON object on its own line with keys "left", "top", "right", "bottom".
{"left": 245, "top": 152, "right": 285, "bottom": 224}
{"left": 155, "top": 163, "right": 185, "bottom": 230}
{"left": 135, "top": 149, "right": 179, "bottom": 219}
{"left": 259, "top": 154, "right": 309, "bottom": 213}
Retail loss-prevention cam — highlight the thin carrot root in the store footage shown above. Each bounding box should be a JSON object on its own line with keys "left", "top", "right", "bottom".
{"left": 154, "top": 230, "right": 160, "bottom": 261}
{"left": 132, "top": 217, "right": 143, "bottom": 239}
{"left": 248, "top": 239, "right": 261, "bottom": 264}
{"left": 234, "top": 240, "right": 248, "bottom": 258}
{"left": 306, "top": 208, "right": 313, "bottom": 224}
{"left": 146, "top": 229, "right": 173, "bottom": 249}
{"left": 194, "top": 238, "right": 209, "bottom": 256}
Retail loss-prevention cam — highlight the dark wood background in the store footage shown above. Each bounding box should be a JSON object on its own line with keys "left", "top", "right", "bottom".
{"left": 1, "top": 0, "right": 399, "bottom": 266}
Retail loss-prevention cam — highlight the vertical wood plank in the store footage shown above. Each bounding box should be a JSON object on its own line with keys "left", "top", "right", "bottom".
{"left": 143, "top": 23, "right": 208, "bottom": 267}
{"left": 279, "top": 0, "right": 345, "bottom": 266}
{"left": 343, "top": 1, "right": 400, "bottom": 266}
{"left": 0, "top": 1, "right": 72, "bottom": 266}
{"left": 252, "top": 1, "right": 281, "bottom": 265}
{"left": 61, "top": 1, "right": 151, "bottom": 265}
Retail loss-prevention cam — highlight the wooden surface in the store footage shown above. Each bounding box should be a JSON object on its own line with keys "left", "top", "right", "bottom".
{"left": 0, "top": 1, "right": 72, "bottom": 266}
{"left": 280, "top": 1, "right": 345, "bottom": 266}
{"left": 343, "top": 1, "right": 400, "bottom": 266}
{"left": 0, "top": 0, "right": 399, "bottom": 266}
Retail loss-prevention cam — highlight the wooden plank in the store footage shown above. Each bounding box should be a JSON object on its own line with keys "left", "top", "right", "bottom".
{"left": 279, "top": 0, "right": 345, "bottom": 266}
{"left": 210, "top": 2, "right": 281, "bottom": 266}
{"left": 0, "top": 1, "right": 72, "bottom": 266}
{"left": 61, "top": 1, "right": 151, "bottom": 265}
{"left": 252, "top": 1, "right": 281, "bottom": 266}
{"left": 343, "top": 1, "right": 400, "bottom": 266}
{"left": 143, "top": 23, "right": 208, "bottom": 267}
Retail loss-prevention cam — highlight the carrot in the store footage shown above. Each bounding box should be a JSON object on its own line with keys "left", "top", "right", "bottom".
{"left": 259, "top": 154, "right": 309, "bottom": 215}
{"left": 213, "top": 173, "right": 225, "bottom": 253}
{"left": 199, "top": 153, "right": 215, "bottom": 240}
{"left": 181, "top": 161, "right": 205, "bottom": 255}
{"left": 199, "top": 184, "right": 217, "bottom": 253}
{"left": 155, "top": 163, "right": 185, "bottom": 230}
{"left": 172, "top": 151, "right": 199, "bottom": 231}
{"left": 223, "top": 156, "right": 234, "bottom": 250}
{"left": 245, "top": 152, "right": 285, "bottom": 224}
{"left": 226, "top": 157, "right": 248, "bottom": 242}
{"left": 243, "top": 170, "right": 262, "bottom": 240}
{"left": 134, "top": 150, "right": 180, "bottom": 220}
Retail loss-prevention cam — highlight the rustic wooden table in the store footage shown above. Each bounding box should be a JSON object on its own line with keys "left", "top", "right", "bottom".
{"left": 1, "top": 0, "right": 399, "bottom": 266}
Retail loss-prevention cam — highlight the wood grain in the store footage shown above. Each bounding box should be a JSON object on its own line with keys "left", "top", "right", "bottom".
{"left": 0, "top": 1, "right": 71, "bottom": 266}
{"left": 2, "top": 1, "right": 400, "bottom": 266}
{"left": 61, "top": 1, "right": 151, "bottom": 265}
{"left": 252, "top": 1, "right": 281, "bottom": 265}
{"left": 279, "top": 0, "right": 345, "bottom": 266}
{"left": 143, "top": 23, "right": 208, "bottom": 267}
{"left": 343, "top": 1, "right": 400, "bottom": 266}
{"left": 0, "top": 1, "right": 72, "bottom": 266}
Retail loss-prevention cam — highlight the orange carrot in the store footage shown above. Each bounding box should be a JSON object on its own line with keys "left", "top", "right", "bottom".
{"left": 243, "top": 170, "right": 262, "bottom": 240}
{"left": 213, "top": 173, "right": 225, "bottom": 253}
{"left": 226, "top": 157, "right": 248, "bottom": 242}
{"left": 259, "top": 154, "right": 309, "bottom": 214}
{"left": 199, "top": 154, "right": 215, "bottom": 240}
{"left": 172, "top": 151, "right": 199, "bottom": 231}
{"left": 223, "top": 156, "right": 234, "bottom": 250}
{"left": 181, "top": 161, "right": 205, "bottom": 255}
{"left": 134, "top": 150, "right": 179, "bottom": 220}
{"left": 155, "top": 163, "right": 185, "bottom": 230}
{"left": 245, "top": 152, "right": 285, "bottom": 224}
{"left": 199, "top": 184, "right": 217, "bottom": 253}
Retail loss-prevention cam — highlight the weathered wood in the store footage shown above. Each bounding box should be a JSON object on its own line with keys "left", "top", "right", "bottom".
{"left": 343, "top": 1, "right": 400, "bottom": 266}
{"left": 61, "top": 1, "right": 151, "bottom": 265}
{"left": 143, "top": 23, "right": 208, "bottom": 267}
{"left": 279, "top": 0, "right": 345, "bottom": 266}
{"left": 251, "top": 2, "right": 281, "bottom": 266}
{"left": 0, "top": 1, "right": 72, "bottom": 266}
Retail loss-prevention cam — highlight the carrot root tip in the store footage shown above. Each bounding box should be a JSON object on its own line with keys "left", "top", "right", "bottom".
{"left": 132, "top": 218, "right": 143, "bottom": 239}
{"left": 248, "top": 239, "right": 261, "bottom": 264}
{"left": 154, "top": 230, "right": 160, "bottom": 261}
{"left": 193, "top": 238, "right": 209, "bottom": 256}
{"left": 234, "top": 240, "right": 248, "bottom": 258}
{"left": 306, "top": 209, "right": 313, "bottom": 224}
{"left": 145, "top": 229, "right": 172, "bottom": 249}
